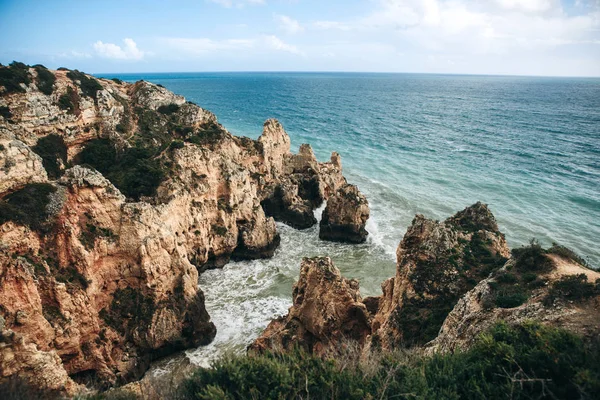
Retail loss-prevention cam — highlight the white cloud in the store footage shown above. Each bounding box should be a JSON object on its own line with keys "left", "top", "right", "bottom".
{"left": 303, "top": 0, "right": 600, "bottom": 75}
{"left": 320, "top": 0, "right": 599, "bottom": 53}
{"left": 93, "top": 38, "right": 145, "bottom": 60}
{"left": 160, "top": 35, "right": 303, "bottom": 56}
{"left": 208, "top": 0, "right": 265, "bottom": 8}
{"left": 312, "top": 20, "right": 353, "bottom": 31}
{"left": 493, "top": 0, "right": 559, "bottom": 13}
{"left": 275, "top": 14, "right": 304, "bottom": 34}
{"left": 262, "top": 35, "right": 304, "bottom": 54}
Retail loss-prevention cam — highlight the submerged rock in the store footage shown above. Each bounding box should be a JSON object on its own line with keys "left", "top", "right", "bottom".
{"left": 319, "top": 183, "right": 369, "bottom": 243}
{"left": 250, "top": 257, "right": 371, "bottom": 355}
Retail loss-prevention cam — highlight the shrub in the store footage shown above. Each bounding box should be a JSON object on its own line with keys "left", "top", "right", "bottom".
{"left": 0, "top": 106, "right": 12, "bottom": 121}
{"left": 179, "top": 322, "right": 600, "bottom": 400}
{"left": 169, "top": 140, "right": 185, "bottom": 150}
{"left": 512, "top": 239, "right": 553, "bottom": 273}
{"left": 157, "top": 103, "right": 180, "bottom": 114}
{"left": 110, "top": 78, "right": 124, "bottom": 85}
{"left": 58, "top": 87, "right": 79, "bottom": 114}
{"left": 99, "top": 288, "right": 155, "bottom": 336}
{"left": 0, "top": 376, "right": 57, "bottom": 400}
{"left": 78, "top": 138, "right": 117, "bottom": 172}
{"left": 67, "top": 70, "right": 103, "bottom": 99}
{"left": 0, "top": 183, "right": 57, "bottom": 232}
{"left": 31, "top": 134, "right": 68, "bottom": 179}
{"left": 494, "top": 287, "right": 528, "bottom": 308}
{"left": 33, "top": 64, "right": 56, "bottom": 95}
{"left": 0, "top": 61, "right": 31, "bottom": 94}
{"left": 79, "top": 139, "right": 165, "bottom": 200}
{"left": 80, "top": 222, "right": 117, "bottom": 250}
{"left": 186, "top": 121, "right": 228, "bottom": 147}
{"left": 547, "top": 243, "right": 591, "bottom": 269}
{"left": 462, "top": 231, "right": 508, "bottom": 274}
{"left": 544, "top": 274, "right": 599, "bottom": 305}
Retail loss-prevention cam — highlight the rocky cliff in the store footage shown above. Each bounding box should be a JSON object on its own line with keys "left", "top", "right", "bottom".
{"left": 254, "top": 203, "right": 599, "bottom": 359}
{"left": 319, "top": 183, "right": 369, "bottom": 243}
{"left": 429, "top": 245, "right": 600, "bottom": 353}
{"left": 250, "top": 257, "right": 371, "bottom": 355}
{"left": 0, "top": 63, "right": 354, "bottom": 395}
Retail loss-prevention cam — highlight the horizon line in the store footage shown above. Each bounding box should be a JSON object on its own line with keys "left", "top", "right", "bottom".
{"left": 92, "top": 70, "right": 600, "bottom": 79}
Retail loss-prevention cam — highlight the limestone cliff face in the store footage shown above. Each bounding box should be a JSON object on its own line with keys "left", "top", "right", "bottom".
{"left": 250, "top": 257, "right": 371, "bottom": 355}
{"left": 429, "top": 254, "right": 600, "bottom": 354}
{"left": 254, "top": 203, "right": 511, "bottom": 354}
{"left": 255, "top": 202, "right": 599, "bottom": 361}
{"left": 368, "top": 202, "right": 510, "bottom": 349}
{"left": 319, "top": 183, "right": 369, "bottom": 243}
{"left": 0, "top": 138, "right": 48, "bottom": 193}
{"left": 0, "top": 64, "right": 350, "bottom": 395}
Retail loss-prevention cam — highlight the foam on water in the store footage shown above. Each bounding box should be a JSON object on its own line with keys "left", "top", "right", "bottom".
{"left": 186, "top": 213, "right": 397, "bottom": 367}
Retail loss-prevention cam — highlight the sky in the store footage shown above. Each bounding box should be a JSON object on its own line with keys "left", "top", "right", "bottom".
{"left": 0, "top": 0, "right": 599, "bottom": 76}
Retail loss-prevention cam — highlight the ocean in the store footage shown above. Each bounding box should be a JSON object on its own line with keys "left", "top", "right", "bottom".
{"left": 104, "top": 72, "right": 600, "bottom": 366}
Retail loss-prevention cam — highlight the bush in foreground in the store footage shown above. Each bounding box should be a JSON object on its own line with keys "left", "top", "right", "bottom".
{"left": 176, "top": 322, "right": 599, "bottom": 400}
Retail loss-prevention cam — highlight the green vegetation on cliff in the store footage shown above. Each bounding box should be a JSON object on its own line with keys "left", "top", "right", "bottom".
{"left": 33, "top": 64, "right": 56, "bottom": 95}
{"left": 58, "top": 87, "right": 80, "bottom": 114}
{"left": 99, "top": 288, "right": 155, "bottom": 337}
{"left": 67, "top": 69, "right": 103, "bottom": 99}
{"left": 174, "top": 322, "right": 598, "bottom": 400}
{"left": 79, "top": 138, "right": 166, "bottom": 200}
{"left": 0, "top": 183, "right": 57, "bottom": 232}
{"left": 0, "top": 61, "right": 31, "bottom": 94}
{"left": 31, "top": 134, "right": 68, "bottom": 179}
{"left": 487, "top": 240, "right": 594, "bottom": 309}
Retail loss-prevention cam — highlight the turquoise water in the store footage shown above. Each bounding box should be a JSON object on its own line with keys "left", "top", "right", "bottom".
{"left": 106, "top": 72, "right": 600, "bottom": 365}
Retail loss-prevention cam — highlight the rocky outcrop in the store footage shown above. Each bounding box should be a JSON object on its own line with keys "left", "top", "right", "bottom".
{"left": 368, "top": 202, "right": 509, "bottom": 349}
{"left": 0, "top": 327, "right": 79, "bottom": 397}
{"left": 429, "top": 253, "right": 600, "bottom": 354}
{"left": 0, "top": 167, "right": 217, "bottom": 395}
{"left": 250, "top": 257, "right": 371, "bottom": 355}
{"left": 0, "top": 137, "right": 48, "bottom": 193}
{"left": 254, "top": 202, "right": 510, "bottom": 354}
{"left": 254, "top": 200, "right": 600, "bottom": 364}
{"left": 0, "top": 64, "right": 357, "bottom": 396}
{"left": 261, "top": 138, "right": 346, "bottom": 229}
{"left": 319, "top": 183, "right": 369, "bottom": 243}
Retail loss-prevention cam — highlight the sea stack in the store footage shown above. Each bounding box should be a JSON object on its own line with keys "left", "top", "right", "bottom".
{"left": 319, "top": 183, "right": 370, "bottom": 243}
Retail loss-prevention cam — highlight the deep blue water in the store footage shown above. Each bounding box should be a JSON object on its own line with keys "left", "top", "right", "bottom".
{"left": 103, "top": 72, "right": 600, "bottom": 363}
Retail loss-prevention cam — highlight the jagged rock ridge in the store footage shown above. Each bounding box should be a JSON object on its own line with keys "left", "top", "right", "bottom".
{"left": 0, "top": 63, "right": 356, "bottom": 395}
{"left": 254, "top": 202, "right": 600, "bottom": 359}
{"left": 319, "top": 183, "right": 369, "bottom": 243}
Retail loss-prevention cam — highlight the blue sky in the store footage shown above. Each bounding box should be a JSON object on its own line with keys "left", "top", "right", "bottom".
{"left": 1, "top": 0, "right": 599, "bottom": 76}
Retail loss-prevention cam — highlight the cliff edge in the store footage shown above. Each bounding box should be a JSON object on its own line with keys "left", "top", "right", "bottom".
{"left": 0, "top": 62, "right": 356, "bottom": 395}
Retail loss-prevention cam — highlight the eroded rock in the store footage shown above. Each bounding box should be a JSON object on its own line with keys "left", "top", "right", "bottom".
{"left": 319, "top": 183, "right": 369, "bottom": 243}
{"left": 0, "top": 65, "right": 359, "bottom": 395}
{"left": 428, "top": 253, "right": 600, "bottom": 354}
{"left": 250, "top": 257, "right": 371, "bottom": 355}
{"left": 368, "top": 202, "right": 509, "bottom": 349}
